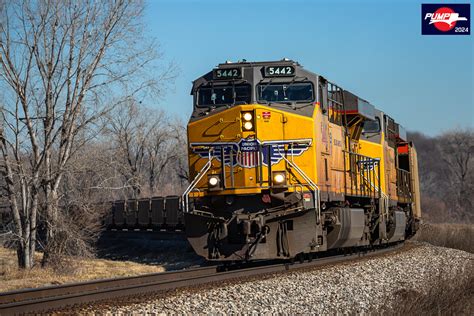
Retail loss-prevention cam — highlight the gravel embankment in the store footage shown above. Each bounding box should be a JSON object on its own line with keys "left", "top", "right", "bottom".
{"left": 83, "top": 243, "right": 473, "bottom": 314}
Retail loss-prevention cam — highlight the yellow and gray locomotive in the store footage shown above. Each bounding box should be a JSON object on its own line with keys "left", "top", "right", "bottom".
{"left": 183, "top": 59, "right": 421, "bottom": 261}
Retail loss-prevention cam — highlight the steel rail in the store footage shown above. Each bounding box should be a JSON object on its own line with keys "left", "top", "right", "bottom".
{"left": 0, "top": 243, "right": 403, "bottom": 315}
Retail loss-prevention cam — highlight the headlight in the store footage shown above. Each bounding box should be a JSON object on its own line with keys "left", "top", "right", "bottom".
{"left": 208, "top": 175, "right": 220, "bottom": 187}
{"left": 243, "top": 112, "right": 253, "bottom": 121}
{"left": 243, "top": 121, "right": 253, "bottom": 130}
{"left": 241, "top": 111, "right": 255, "bottom": 131}
{"left": 272, "top": 171, "right": 286, "bottom": 186}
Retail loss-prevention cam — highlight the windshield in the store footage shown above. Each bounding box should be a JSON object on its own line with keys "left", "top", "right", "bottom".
{"left": 197, "top": 85, "right": 251, "bottom": 107}
{"left": 362, "top": 118, "right": 381, "bottom": 133}
{"left": 257, "top": 82, "right": 314, "bottom": 102}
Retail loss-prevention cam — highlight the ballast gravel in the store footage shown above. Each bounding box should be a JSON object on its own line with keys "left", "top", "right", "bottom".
{"left": 85, "top": 243, "right": 473, "bottom": 314}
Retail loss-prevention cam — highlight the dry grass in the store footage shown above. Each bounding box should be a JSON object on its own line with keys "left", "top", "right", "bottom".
{"left": 413, "top": 223, "right": 474, "bottom": 253}
{"left": 385, "top": 271, "right": 474, "bottom": 315}
{"left": 389, "top": 222, "right": 474, "bottom": 314}
{"left": 0, "top": 247, "right": 164, "bottom": 293}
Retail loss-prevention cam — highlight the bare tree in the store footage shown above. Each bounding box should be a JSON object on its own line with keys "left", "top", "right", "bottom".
{"left": 105, "top": 100, "right": 149, "bottom": 197}
{"left": 438, "top": 129, "right": 474, "bottom": 221}
{"left": 171, "top": 118, "right": 189, "bottom": 185}
{"left": 0, "top": 0, "right": 173, "bottom": 268}
{"left": 105, "top": 100, "right": 182, "bottom": 198}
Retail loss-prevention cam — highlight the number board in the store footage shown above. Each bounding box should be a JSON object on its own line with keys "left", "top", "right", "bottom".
{"left": 264, "top": 66, "right": 295, "bottom": 77}
{"left": 213, "top": 68, "right": 242, "bottom": 80}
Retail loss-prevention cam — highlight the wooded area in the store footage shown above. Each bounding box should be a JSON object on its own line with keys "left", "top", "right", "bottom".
{"left": 0, "top": 0, "right": 179, "bottom": 268}
{"left": 409, "top": 129, "right": 474, "bottom": 223}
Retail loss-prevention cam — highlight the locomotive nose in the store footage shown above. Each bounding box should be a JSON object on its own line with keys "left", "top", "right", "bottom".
{"left": 187, "top": 104, "right": 291, "bottom": 193}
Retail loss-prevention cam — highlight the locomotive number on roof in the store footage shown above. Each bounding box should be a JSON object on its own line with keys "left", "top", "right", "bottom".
{"left": 264, "top": 66, "right": 295, "bottom": 77}
{"left": 213, "top": 68, "right": 242, "bottom": 79}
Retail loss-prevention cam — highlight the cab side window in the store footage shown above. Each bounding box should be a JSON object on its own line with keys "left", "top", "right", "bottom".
{"left": 318, "top": 82, "right": 327, "bottom": 114}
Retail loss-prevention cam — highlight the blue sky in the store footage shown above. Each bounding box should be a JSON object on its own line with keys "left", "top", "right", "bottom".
{"left": 144, "top": 0, "right": 473, "bottom": 136}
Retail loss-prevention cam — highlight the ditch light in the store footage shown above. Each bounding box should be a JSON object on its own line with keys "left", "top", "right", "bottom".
{"left": 208, "top": 174, "right": 222, "bottom": 190}
{"left": 272, "top": 171, "right": 287, "bottom": 186}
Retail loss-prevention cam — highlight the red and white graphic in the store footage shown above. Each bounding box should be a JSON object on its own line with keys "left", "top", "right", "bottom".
{"left": 424, "top": 7, "right": 468, "bottom": 31}
{"left": 262, "top": 111, "right": 271, "bottom": 119}
{"left": 237, "top": 151, "right": 259, "bottom": 168}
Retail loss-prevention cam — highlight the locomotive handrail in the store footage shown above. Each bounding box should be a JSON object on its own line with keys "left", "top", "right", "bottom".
{"left": 182, "top": 152, "right": 215, "bottom": 213}
{"left": 396, "top": 168, "right": 412, "bottom": 200}
{"left": 277, "top": 152, "right": 321, "bottom": 224}
{"left": 380, "top": 193, "right": 389, "bottom": 228}
{"left": 359, "top": 159, "right": 380, "bottom": 192}
{"left": 360, "top": 167, "right": 389, "bottom": 225}
{"left": 343, "top": 150, "right": 389, "bottom": 225}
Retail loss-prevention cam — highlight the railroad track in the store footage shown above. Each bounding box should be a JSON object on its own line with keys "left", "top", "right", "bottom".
{"left": 0, "top": 243, "right": 404, "bottom": 315}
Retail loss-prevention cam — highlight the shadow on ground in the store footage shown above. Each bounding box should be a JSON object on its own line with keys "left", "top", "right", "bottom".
{"left": 96, "top": 231, "right": 206, "bottom": 270}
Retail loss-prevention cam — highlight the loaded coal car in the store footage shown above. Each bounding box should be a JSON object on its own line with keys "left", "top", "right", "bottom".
{"left": 182, "top": 59, "right": 421, "bottom": 261}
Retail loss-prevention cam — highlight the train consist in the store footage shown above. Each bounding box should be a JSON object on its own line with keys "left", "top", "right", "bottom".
{"left": 183, "top": 59, "right": 421, "bottom": 261}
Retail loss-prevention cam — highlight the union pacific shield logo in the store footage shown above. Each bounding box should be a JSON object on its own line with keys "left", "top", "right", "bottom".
{"left": 238, "top": 139, "right": 259, "bottom": 167}
{"left": 191, "top": 138, "right": 311, "bottom": 168}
